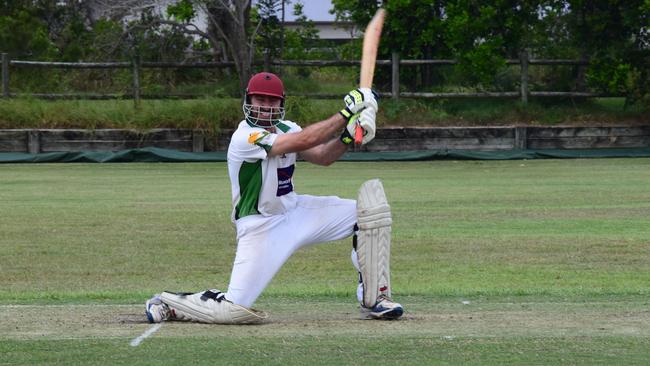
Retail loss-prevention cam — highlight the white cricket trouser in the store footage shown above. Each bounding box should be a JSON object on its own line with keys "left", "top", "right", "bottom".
{"left": 225, "top": 194, "right": 357, "bottom": 308}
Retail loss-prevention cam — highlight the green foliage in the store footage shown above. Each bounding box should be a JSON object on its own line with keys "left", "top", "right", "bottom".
{"left": 1, "top": 96, "right": 646, "bottom": 130}
{"left": 253, "top": 0, "right": 285, "bottom": 61}
{"left": 539, "top": 0, "right": 648, "bottom": 103}
{"left": 0, "top": 9, "right": 56, "bottom": 59}
{"left": 587, "top": 54, "right": 630, "bottom": 94}
{"left": 125, "top": 9, "right": 193, "bottom": 62}
{"left": 455, "top": 40, "right": 507, "bottom": 87}
{"left": 443, "top": 1, "right": 535, "bottom": 85}
{"left": 330, "top": 0, "right": 648, "bottom": 106}
{"left": 282, "top": 3, "right": 320, "bottom": 62}
{"left": 0, "top": 98, "right": 242, "bottom": 132}
{"left": 331, "top": 1, "right": 543, "bottom": 88}
{"left": 1, "top": 0, "right": 648, "bottom": 108}
{"left": 85, "top": 19, "right": 125, "bottom": 61}
{"left": 56, "top": 13, "right": 90, "bottom": 61}
{"left": 167, "top": 0, "right": 196, "bottom": 23}
{"left": 253, "top": 0, "right": 321, "bottom": 77}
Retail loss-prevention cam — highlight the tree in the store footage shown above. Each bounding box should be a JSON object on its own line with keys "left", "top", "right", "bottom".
{"left": 331, "top": 0, "right": 648, "bottom": 104}
{"left": 254, "top": 0, "right": 285, "bottom": 61}
{"left": 167, "top": 0, "right": 320, "bottom": 93}
{"left": 554, "top": 0, "right": 649, "bottom": 103}
{"left": 443, "top": 1, "right": 542, "bottom": 86}
{"left": 253, "top": 1, "right": 318, "bottom": 65}
{"left": 93, "top": 0, "right": 257, "bottom": 93}
{"left": 167, "top": 0, "right": 256, "bottom": 93}
{"left": 330, "top": 1, "right": 542, "bottom": 87}
{"left": 331, "top": 0, "right": 448, "bottom": 88}
{"left": 0, "top": 1, "right": 57, "bottom": 59}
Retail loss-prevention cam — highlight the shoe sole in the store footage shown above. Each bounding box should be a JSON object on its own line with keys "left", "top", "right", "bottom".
{"left": 145, "top": 306, "right": 156, "bottom": 323}
{"left": 369, "top": 307, "right": 403, "bottom": 320}
{"left": 360, "top": 306, "right": 404, "bottom": 320}
{"left": 145, "top": 310, "right": 155, "bottom": 323}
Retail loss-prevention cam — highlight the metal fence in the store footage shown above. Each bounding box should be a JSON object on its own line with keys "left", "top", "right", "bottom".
{"left": 1, "top": 52, "right": 609, "bottom": 104}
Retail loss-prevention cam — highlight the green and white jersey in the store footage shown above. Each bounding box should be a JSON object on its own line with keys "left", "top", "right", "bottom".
{"left": 227, "top": 119, "right": 301, "bottom": 222}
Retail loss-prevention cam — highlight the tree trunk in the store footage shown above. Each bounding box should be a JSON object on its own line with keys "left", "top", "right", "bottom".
{"left": 202, "top": 1, "right": 253, "bottom": 96}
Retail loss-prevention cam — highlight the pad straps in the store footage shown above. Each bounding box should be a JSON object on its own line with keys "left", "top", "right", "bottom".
{"left": 200, "top": 289, "right": 226, "bottom": 302}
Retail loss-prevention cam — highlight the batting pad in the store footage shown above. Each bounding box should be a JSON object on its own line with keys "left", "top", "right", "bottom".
{"left": 160, "top": 290, "right": 267, "bottom": 324}
{"left": 356, "top": 179, "right": 392, "bottom": 308}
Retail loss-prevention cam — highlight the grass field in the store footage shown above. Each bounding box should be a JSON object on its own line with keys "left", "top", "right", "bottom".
{"left": 1, "top": 159, "right": 649, "bottom": 364}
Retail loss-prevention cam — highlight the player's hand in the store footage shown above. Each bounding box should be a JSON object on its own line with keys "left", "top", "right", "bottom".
{"left": 338, "top": 88, "right": 378, "bottom": 121}
{"left": 358, "top": 107, "right": 376, "bottom": 145}
{"left": 340, "top": 107, "right": 376, "bottom": 145}
{"left": 340, "top": 113, "right": 359, "bottom": 145}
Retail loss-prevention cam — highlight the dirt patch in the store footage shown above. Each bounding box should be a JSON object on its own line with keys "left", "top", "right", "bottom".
{"left": 2, "top": 298, "right": 649, "bottom": 341}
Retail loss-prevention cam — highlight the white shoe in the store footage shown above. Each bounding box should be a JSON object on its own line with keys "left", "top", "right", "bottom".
{"left": 145, "top": 294, "right": 171, "bottom": 323}
{"left": 360, "top": 295, "right": 404, "bottom": 320}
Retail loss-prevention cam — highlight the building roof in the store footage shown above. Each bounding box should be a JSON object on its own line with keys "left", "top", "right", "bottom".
{"left": 282, "top": 21, "right": 361, "bottom": 40}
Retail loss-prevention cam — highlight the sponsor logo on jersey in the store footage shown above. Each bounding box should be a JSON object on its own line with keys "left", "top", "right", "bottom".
{"left": 248, "top": 131, "right": 269, "bottom": 144}
{"left": 276, "top": 164, "right": 295, "bottom": 196}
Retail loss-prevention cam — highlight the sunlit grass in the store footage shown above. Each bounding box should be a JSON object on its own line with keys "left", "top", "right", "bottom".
{"left": 1, "top": 159, "right": 648, "bottom": 304}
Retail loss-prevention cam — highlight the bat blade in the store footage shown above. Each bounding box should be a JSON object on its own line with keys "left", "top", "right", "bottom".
{"left": 360, "top": 9, "right": 386, "bottom": 88}
{"left": 356, "top": 8, "right": 386, "bottom": 145}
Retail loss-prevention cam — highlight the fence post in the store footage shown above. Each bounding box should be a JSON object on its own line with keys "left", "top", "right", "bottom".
{"left": 132, "top": 54, "right": 141, "bottom": 108}
{"left": 519, "top": 49, "right": 529, "bottom": 104}
{"left": 27, "top": 130, "right": 41, "bottom": 154}
{"left": 391, "top": 52, "right": 400, "bottom": 100}
{"left": 2, "top": 53, "right": 9, "bottom": 98}
{"left": 192, "top": 129, "right": 204, "bottom": 152}
{"left": 514, "top": 126, "right": 528, "bottom": 150}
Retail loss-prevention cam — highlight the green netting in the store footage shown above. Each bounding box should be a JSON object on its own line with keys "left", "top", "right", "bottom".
{"left": 1, "top": 147, "right": 650, "bottom": 163}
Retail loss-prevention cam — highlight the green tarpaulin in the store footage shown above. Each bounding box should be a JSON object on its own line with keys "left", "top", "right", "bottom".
{"left": 1, "top": 147, "right": 650, "bottom": 163}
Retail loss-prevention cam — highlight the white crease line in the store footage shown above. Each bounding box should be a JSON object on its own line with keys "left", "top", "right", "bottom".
{"left": 130, "top": 324, "right": 162, "bottom": 347}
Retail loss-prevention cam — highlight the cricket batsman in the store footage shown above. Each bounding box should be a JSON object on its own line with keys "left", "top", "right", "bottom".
{"left": 145, "top": 72, "right": 403, "bottom": 323}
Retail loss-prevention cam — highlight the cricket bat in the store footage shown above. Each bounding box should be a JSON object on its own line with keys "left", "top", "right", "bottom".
{"left": 355, "top": 8, "right": 386, "bottom": 145}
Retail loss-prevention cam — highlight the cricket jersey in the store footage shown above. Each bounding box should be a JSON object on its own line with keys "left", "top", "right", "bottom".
{"left": 227, "top": 119, "right": 301, "bottom": 222}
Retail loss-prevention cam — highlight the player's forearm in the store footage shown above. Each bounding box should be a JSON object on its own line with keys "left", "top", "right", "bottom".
{"left": 270, "top": 113, "right": 346, "bottom": 156}
{"left": 301, "top": 113, "right": 347, "bottom": 147}
{"left": 305, "top": 138, "right": 349, "bottom": 166}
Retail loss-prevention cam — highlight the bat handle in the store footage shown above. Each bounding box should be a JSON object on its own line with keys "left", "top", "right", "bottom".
{"left": 354, "top": 123, "right": 363, "bottom": 145}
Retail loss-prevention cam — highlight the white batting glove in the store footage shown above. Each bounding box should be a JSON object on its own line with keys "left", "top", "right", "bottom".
{"left": 339, "top": 88, "right": 378, "bottom": 121}
{"left": 358, "top": 107, "right": 376, "bottom": 145}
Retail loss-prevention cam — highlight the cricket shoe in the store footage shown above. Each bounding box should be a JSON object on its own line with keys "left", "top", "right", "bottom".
{"left": 145, "top": 294, "right": 172, "bottom": 323}
{"left": 360, "top": 295, "right": 404, "bottom": 320}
